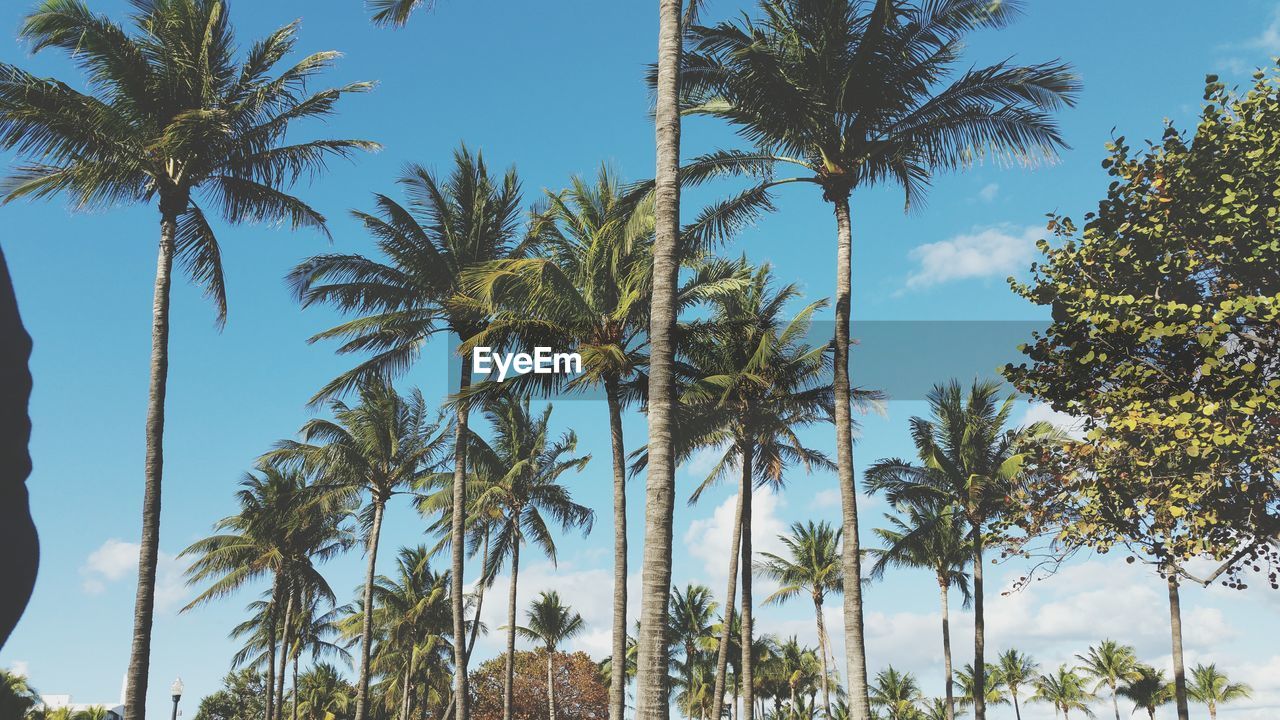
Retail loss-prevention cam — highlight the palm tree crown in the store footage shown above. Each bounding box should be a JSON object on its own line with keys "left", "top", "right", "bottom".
{"left": 1187, "top": 663, "right": 1251, "bottom": 720}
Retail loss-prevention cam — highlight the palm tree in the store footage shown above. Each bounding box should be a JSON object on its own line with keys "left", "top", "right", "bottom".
{"left": 290, "top": 146, "right": 530, "bottom": 720}
{"left": 285, "top": 594, "right": 352, "bottom": 720}
{"left": 954, "top": 665, "right": 1007, "bottom": 712}
{"left": 516, "top": 591, "right": 587, "bottom": 720}
{"left": 464, "top": 395, "right": 593, "bottom": 720}
{"left": 0, "top": 3, "right": 376, "bottom": 711}
{"left": 870, "top": 667, "right": 925, "bottom": 720}
{"left": 0, "top": 670, "right": 39, "bottom": 719}
{"left": 867, "top": 380, "right": 1058, "bottom": 720}
{"left": 670, "top": 584, "right": 719, "bottom": 706}
{"left": 677, "top": 4, "right": 1078, "bottom": 716}
{"left": 461, "top": 167, "right": 649, "bottom": 720}
{"left": 776, "top": 638, "right": 823, "bottom": 720}
{"left": 182, "top": 464, "right": 351, "bottom": 720}
{"left": 271, "top": 381, "right": 452, "bottom": 720}
{"left": 995, "top": 651, "right": 1039, "bottom": 720}
{"left": 867, "top": 503, "right": 970, "bottom": 720}
{"left": 1031, "top": 666, "right": 1095, "bottom": 720}
{"left": 677, "top": 264, "right": 846, "bottom": 720}
{"left": 296, "top": 663, "right": 355, "bottom": 720}
{"left": 1117, "top": 666, "right": 1171, "bottom": 720}
{"left": 1076, "top": 640, "right": 1142, "bottom": 720}
{"left": 921, "top": 698, "right": 966, "bottom": 720}
{"left": 1186, "top": 664, "right": 1251, "bottom": 720}
{"left": 758, "top": 521, "right": 844, "bottom": 717}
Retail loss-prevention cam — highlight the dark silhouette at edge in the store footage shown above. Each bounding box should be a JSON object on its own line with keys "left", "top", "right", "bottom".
{"left": 0, "top": 245, "right": 37, "bottom": 648}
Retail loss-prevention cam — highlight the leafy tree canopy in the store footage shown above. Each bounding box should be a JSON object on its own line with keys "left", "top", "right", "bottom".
{"left": 470, "top": 650, "right": 606, "bottom": 720}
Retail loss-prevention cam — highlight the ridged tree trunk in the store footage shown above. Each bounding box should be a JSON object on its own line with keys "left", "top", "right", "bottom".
{"left": 276, "top": 591, "right": 295, "bottom": 720}
{"left": 972, "top": 527, "right": 986, "bottom": 720}
{"left": 547, "top": 649, "right": 558, "bottom": 720}
{"left": 401, "top": 662, "right": 413, "bottom": 720}
{"left": 466, "top": 530, "right": 491, "bottom": 662}
{"left": 605, "top": 377, "right": 629, "bottom": 720}
{"left": 711, "top": 493, "right": 744, "bottom": 718}
{"left": 1167, "top": 574, "right": 1190, "bottom": 720}
{"left": 292, "top": 656, "right": 299, "bottom": 720}
{"left": 503, "top": 540, "right": 522, "bottom": 720}
{"left": 738, "top": 443, "right": 755, "bottom": 720}
{"left": 354, "top": 497, "right": 387, "bottom": 720}
{"left": 452, "top": 361, "right": 473, "bottom": 720}
{"left": 831, "top": 197, "right": 871, "bottom": 720}
{"left": 635, "top": 0, "right": 682, "bottom": 718}
{"left": 938, "top": 577, "right": 954, "bottom": 720}
{"left": 264, "top": 574, "right": 281, "bottom": 720}
{"left": 125, "top": 209, "right": 177, "bottom": 720}
{"left": 813, "top": 594, "right": 832, "bottom": 718}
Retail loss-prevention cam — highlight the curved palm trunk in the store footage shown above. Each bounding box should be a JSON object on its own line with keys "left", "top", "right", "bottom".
{"left": 605, "top": 377, "right": 629, "bottom": 720}
{"left": 1167, "top": 574, "right": 1190, "bottom": 720}
{"left": 636, "top": 0, "right": 682, "bottom": 718}
{"left": 264, "top": 574, "right": 282, "bottom": 720}
{"left": 354, "top": 498, "right": 387, "bottom": 720}
{"left": 972, "top": 528, "right": 986, "bottom": 720}
{"left": 813, "top": 594, "right": 831, "bottom": 718}
{"left": 937, "top": 577, "right": 955, "bottom": 720}
{"left": 712, "top": 492, "right": 744, "bottom": 719}
{"left": 277, "top": 591, "right": 295, "bottom": 720}
{"left": 125, "top": 210, "right": 177, "bottom": 720}
{"left": 1011, "top": 689, "right": 1022, "bottom": 720}
{"left": 547, "top": 648, "right": 558, "bottom": 720}
{"left": 739, "top": 443, "right": 756, "bottom": 720}
{"left": 452, "top": 360, "right": 474, "bottom": 720}
{"left": 466, "top": 529, "right": 491, "bottom": 663}
{"left": 503, "top": 540, "right": 522, "bottom": 720}
{"left": 832, "top": 197, "right": 871, "bottom": 720}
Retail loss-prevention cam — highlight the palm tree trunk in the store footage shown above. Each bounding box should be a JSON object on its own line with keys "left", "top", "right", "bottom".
{"left": 605, "top": 376, "right": 629, "bottom": 720}
{"left": 277, "top": 591, "right": 295, "bottom": 720}
{"left": 1110, "top": 681, "right": 1120, "bottom": 720}
{"left": 1012, "top": 691, "right": 1022, "bottom": 720}
{"left": 732, "top": 677, "right": 740, "bottom": 720}
{"left": 292, "top": 656, "right": 299, "bottom": 720}
{"left": 547, "top": 648, "right": 557, "bottom": 720}
{"left": 712, "top": 493, "right": 745, "bottom": 717}
{"left": 938, "top": 577, "right": 955, "bottom": 720}
{"left": 125, "top": 209, "right": 178, "bottom": 720}
{"left": 739, "top": 442, "right": 756, "bottom": 720}
{"left": 452, "top": 360, "right": 473, "bottom": 720}
{"left": 466, "top": 529, "right": 491, "bottom": 663}
{"left": 1167, "top": 574, "right": 1190, "bottom": 720}
{"left": 971, "top": 527, "right": 986, "bottom": 720}
{"left": 401, "top": 664, "right": 413, "bottom": 720}
{"left": 636, "top": 0, "right": 682, "bottom": 718}
{"left": 503, "top": 540, "right": 521, "bottom": 720}
{"left": 1208, "top": 702, "right": 1216, "bottom": 720}
{"left": 264, "top": 574, "right": 282, "bottom": 720}
{"left": 354, "top": 498, "right": 387, "bottom": 720}
{"left": 832, "top": 196, "right": 871, "bottom": 720}
{"left": 814, "top": 594, "right": 831, "bottom": 719}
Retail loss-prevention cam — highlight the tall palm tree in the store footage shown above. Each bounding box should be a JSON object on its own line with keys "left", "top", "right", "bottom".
{"left": 870, "top": 667, "right": 925, "bottom": 720}
{"left": 1076, "top": 640, "right": 1142, "bottom": 720}
{"left": 867, "top": 503, "right": 970, "bottom": 720}
{"left": 516, "top": 591, "right": 587, "bottom": 720}
{"left": 776, "top": 638, "right": 823, "bottom": 720}
{"left": 758, "top": 521, "right": 844, "bottom": 717}
{"left": 867, "top": 380, "right": 1058, "bottom": 720}
{"left": 1031, "top": 667, "right": 1095, "bottom": 720}
{"left": 995, "top": 650, "right": 1038, "bottom": 720}
{"left": 1117, "top": 666, "right": 1171, "bottom": 720}
{"left": 1186, "top": 664, "right": 1251, "bottom": 720}
{"left": 182, "top": 465, "right": 351, "bottom": 720}
{"left": 271, "top": 381, "right": 452, "bottom": 720}
{"left": 678, "top": 264, "right": 847, "bottom": 720}
{"left": 677, "top": 4, "right": 1078, "bottom": 716}
{"left": 296, "top": 663, "right": 355, "bottom": 720}
{"left": 0, "top": 4, "right": 376, "bottom": 712}
{"left": 464, "top": 395, "right": 593, "bottom": 720}
{"left": 289, "top": 146, "right": 530, "bottom": 720}
{"left": 670, "top": 583, "right": 719, "bottom": 705}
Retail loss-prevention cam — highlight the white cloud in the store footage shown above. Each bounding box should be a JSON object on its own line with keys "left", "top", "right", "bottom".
{"left": 80, "top": 538, "right": 188, "bottom": 613}
{"left": 1218, "top": 6, "right": 1280, "bottom": 75}
{"left": 977, "top": 183, "right": 999, "bottom": 203}
{"left": 9, "top": 661, "right": 29, "bottom": 678}
{"left": 1019, "top": 402, "right": 1087, "bottom": 440}
{"left": 904, "top": 224, "right": 1039, "bottom": 290}
{"left": 684, "top": 487, "right": 789, "bottom": 596}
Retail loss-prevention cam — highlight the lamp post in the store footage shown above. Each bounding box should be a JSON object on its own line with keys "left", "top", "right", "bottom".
{"left": 170, "top": 677, "right": 184, "bottom": 720}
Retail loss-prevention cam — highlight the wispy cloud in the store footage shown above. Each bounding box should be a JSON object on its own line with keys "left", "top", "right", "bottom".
{"left": 977, "top": 182, "right": 999, "bottom": 203}
{"left": 903, "top": 224, "right": 1039, "bottom": 291}
{"left": 1218, "top": 5, "right": 1280, "bottom": 74}
{"left": 80, "top": 538, "right": 189, "bottom": 613}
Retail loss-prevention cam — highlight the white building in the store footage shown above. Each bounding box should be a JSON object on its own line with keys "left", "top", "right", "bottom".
{"left": 38, "top": 694, "right": 126, "bottom": 719}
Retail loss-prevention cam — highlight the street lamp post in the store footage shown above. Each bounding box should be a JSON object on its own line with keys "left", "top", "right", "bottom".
{"left": 170, "top": 677, "right": 184, "bottom": 720}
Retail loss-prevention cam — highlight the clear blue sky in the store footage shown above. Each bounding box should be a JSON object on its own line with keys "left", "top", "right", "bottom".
{"left": 2, "top": 1, "right": 1279, "bottom": 718}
